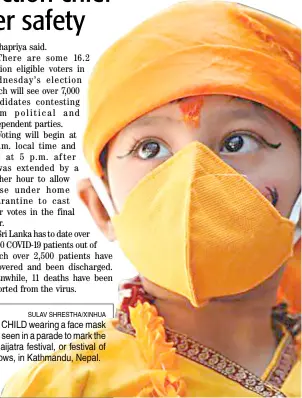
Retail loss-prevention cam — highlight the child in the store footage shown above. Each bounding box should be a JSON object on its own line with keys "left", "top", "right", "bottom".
{"left": 3, "top": 1, "right": 301, "bottom": 397}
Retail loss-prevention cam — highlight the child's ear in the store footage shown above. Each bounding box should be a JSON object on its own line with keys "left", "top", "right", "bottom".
{"left": 77, "top": 178, "right": 116, "bottom": 241}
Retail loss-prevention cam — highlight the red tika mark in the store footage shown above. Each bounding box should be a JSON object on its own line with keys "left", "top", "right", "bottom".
{"left": 179, "top": 96, "right": 204, "bottom": 128}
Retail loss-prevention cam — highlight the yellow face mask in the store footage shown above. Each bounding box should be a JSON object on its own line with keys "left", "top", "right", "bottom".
{"left": 112, "top": 141, "right": 297, "bottom": 307}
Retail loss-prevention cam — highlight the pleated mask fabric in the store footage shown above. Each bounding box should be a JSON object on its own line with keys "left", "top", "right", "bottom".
{"left": 112, "top": 142, "right": 296, "bottom": 307}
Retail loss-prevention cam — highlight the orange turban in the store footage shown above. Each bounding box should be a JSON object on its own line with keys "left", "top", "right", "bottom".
{"left": 83, "top": 0, "right": 300, "bottom": 176}
{"left": 83, "top": 0, "right": 301, "bottom": 311}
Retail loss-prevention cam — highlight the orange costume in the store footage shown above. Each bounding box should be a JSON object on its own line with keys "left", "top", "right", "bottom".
{"left": 2, "top": 1, "right": 301, "bottom": 397}
{"left": 2, "top": 278, "right": 301, "bottom": 397}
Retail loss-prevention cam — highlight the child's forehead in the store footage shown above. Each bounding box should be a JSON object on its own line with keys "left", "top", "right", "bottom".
{"left": 124, "top": 95, "right": 278, "bottom": 129}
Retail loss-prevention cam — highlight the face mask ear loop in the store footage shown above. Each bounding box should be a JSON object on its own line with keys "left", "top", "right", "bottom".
{"left": 89, "top": 174, "right": 116, "bottom": 219}
{"left": 289, "top": 192, "right": 301, "bottom": 245}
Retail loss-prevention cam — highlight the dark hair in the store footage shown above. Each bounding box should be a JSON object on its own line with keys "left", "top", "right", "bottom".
{"left": 291, "top": 122, "right": 301, "bottom": 144}
{"left": 100, "top": 144, "right": 108, "bottom": 171}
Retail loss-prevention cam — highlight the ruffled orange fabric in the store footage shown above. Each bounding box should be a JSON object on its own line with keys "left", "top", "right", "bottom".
{"left": 129, "top": 301, "right": 187, "bottom": 397}
{"left": 83, "top": 1, "right": 300, "bottom": 177}
{"left": 295, "top": 334, "right": 301, "bottom": 360}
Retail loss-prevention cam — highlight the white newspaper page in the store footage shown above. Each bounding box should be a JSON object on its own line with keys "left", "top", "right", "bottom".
{"left": 0, "top": 0, "right": 300, "bottom": 397}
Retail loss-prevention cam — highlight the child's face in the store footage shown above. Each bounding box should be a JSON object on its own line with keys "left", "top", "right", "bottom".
{"left": 106, "top": 95, "right": 300, "bottom": 218}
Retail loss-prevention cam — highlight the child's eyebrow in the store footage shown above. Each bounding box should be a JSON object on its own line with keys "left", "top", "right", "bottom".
{"left": 225, "top": 107, "right": 270, "bottom": 123}
{"left": 124, "top": 115, "right": 181, "bottom": 130}
{"left": 226, "top": 97, "right": 271, "bottom": 123}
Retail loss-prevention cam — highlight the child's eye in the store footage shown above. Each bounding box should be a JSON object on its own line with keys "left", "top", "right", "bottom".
{"left": 220, "top": 132, "right": 260, "bottom": 154}
{"left": 135, "top": 140, "right": 171, "bottom": 160}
